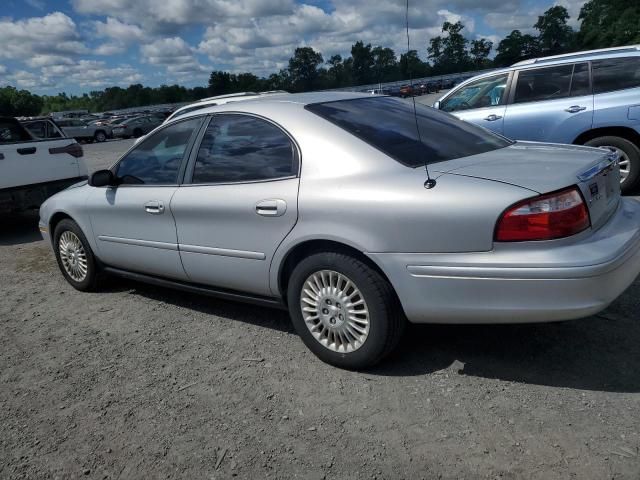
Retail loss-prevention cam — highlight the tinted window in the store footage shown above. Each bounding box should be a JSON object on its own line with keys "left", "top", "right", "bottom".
{"left": 441, "top": 73, "right": 509, "bottom": 112}
{"left": 593, "top": 57, "right": 640, "bottom": 94}
{"left": 115, "top": 118, "right": 200, "bottom": 185}
{"left": 306, "top": 97, "right": 511, "bottom": 168}
{"left": 0, "top": 119, "right": 33, "bottom": 143}
{"left": 192, "top": 115, "right": 295, "bottom": 183}
{"left": 48, "top": 122, "right": 63, "bottom": 138}
{"left": 24, "top": 121, "right": 46, "bottom": 139}
{"left": 514, "top": 65, "right": 573, "bottom": 103}
{"left": 570, "top": 63, "right": 590, "bottom": 96}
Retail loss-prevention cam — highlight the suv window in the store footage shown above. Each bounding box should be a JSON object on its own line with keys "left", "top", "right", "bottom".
{"left": 115, "top": 118, "right": 201, "bottom": 185}
{"left": 514, "top": 64, "right": 575, "bottom": 103}
{"left": 191, "top": 115, "right": 296, "bottom": 184}
{"left": 0, "top": 119, "right": 33, "bottom": 143}
{"left": 440, "top": 73, "right": 509, "bottom": 112}
{"left": 592, "top": 57, "right": 640, "bottom": 94}
{"left": 24, "top": 121, "right": 46, "bottom": 139}
{"left": 306, "top": 97, "right": 511, "bottom": 168}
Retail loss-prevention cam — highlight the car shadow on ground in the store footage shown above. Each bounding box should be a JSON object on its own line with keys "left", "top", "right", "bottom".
{"left": 107, "top": 278, "right": 640, "bottom": 393}
{"left": 0, "top": 212, "right": 43, "bottom": 246}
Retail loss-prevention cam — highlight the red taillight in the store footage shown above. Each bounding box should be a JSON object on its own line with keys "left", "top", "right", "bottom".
{"left": 49, "top": 142, "right": 83, "bottom": 158}
{"left": 495, "top": 187, "right": 590, "bottom": 242}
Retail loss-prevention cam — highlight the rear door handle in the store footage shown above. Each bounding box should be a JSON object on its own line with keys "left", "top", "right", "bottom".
{"left": 144, "top": 200, "right": 165, "bottom": 215}
{"left": 483, "top": 114, "right": 502, "bottom": 121}
{"left": 565, "top": 105, "right": 587, "bottom": 113}
{"left": 17, "top": 147, "right": 36, "bottom": 155}
{"left": 256, "top": 199, "right": 287, "bottom": 217}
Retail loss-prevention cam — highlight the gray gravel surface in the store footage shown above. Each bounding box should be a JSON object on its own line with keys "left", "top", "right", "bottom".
{"left": 1, "top": 138, "right": 640, "bottom": 479}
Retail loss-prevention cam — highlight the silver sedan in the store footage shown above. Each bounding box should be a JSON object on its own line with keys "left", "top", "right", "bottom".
{"left": 38, "top": 92, "right": 640, "bottom": 369}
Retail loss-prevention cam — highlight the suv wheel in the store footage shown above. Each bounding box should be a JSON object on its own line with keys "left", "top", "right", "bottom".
{"left": 584, "top": 136, "right": 640, "bottom": 193}
{"left": 94, "top": 130, "right": 107, "bottom": 142}
{"left": 53, "top": 219, "right": 101, "bottom": 291}
{"left": 287, "top": 251, "right": 405, "bottom": 370}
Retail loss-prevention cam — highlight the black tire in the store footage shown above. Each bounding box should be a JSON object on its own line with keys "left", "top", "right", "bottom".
{"left": 94, "top": 130, "right": 107, "bottom": 142}
{"left": 584, "top": 136, "right": 640, "bottom": 194}
{"left": 287, "top": 251, "right": 405, "bottom": 370}
{"left": 132, "top": 128, "right": 143, "bottom": 138}
{"left": 53, "top": 219, "right": 101, "bottom": 292}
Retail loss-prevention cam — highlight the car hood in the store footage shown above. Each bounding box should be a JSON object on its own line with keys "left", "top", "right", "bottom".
{"left": 430, "top": 141, "right": 611, "bottom": 194}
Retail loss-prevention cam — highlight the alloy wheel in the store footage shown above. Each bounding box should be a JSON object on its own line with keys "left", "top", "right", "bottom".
{"left": 606, "top": 146, "right": 631, "bottom": 184}
{"left": 58, "top": 231, "right": 88, "bottom": 282}
{"left": 300, "top": 270, "right": 370, "bottom": 353}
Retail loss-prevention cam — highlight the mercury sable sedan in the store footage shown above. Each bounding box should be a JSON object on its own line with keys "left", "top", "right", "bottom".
{"left": 39, "top": 92, "right": 640, "bottom": 369}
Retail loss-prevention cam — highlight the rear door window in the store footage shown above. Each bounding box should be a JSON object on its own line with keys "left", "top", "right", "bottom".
{"left": 306, "top": 97, "right": 511, "bottom": 168}
{"left": 191, "top": 115, "right": 296, "bottom": 183}
{"left": 569, "top": 63, "right": 591, "bottom": 96}
{"left": 592, "top": 57, "right": 640, "bottom": 94}
{"left": 514, "top": 65, "right": 573, "bottom": 103}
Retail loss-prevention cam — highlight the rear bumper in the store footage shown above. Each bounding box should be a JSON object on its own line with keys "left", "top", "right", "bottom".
{"left": 0, "top": 176, "right": 87, "bottom": 214}
{"left": 369, "top": 198, "right": 640, "bottom": 324}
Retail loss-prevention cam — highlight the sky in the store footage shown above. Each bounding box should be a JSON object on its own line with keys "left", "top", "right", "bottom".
{"left": 0, "top": 0, "right": 587, "bottom": 95}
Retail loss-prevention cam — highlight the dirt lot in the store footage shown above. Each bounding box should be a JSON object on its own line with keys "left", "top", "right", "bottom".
{"left": 1, "top": 140, "right": 640, "bottom": 479}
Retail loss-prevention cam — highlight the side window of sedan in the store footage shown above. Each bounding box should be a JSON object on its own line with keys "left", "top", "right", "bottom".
{"left": 440, "top": 73, "right": 509, "bottom": 112}
{"left": 191, "top": 115, "right": 296, "bottom": 183}
{"left": 115, "top": 118, "right": 201, "bottom": 185}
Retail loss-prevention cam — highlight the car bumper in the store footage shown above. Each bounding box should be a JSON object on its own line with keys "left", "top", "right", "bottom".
{"left": 369, "top": 198, "right": 640, "bottom": 324}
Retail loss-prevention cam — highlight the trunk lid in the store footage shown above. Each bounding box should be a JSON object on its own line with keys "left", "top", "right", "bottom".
{"left": 431, "top": 141, "right": 621, "bottom": 229}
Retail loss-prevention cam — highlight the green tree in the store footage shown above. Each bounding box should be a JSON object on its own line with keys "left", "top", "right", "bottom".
{"left": 534, "top": 5, "right": 575, "bottom": 54}
{"left": 0, "top": 86, "right": 43, "bottom": 116}
{"left": 578, "top": 0, "right": 640, "bottom": 49}
{"left": 429, "top": 21, "right": 472, "bottom": 73}
{"left": 350, "top": 41, "right": 375, "bottom": 85}
{"left": 371, "top": 46, "right": 399, "bottom": 83}
{"left": 399, "top": 50, "right": 429, "bottom": 78}
{"left": 287, "top": 47, "right": 324, "bottom": 92}
{"left": 494, "top": 30, "right": 541, "bottom": 66}
{"left": 470, "top": 39, "right": 493, "bottom": 68}
{"left": 208, "top": 71, "right": 233, "bottom": 96}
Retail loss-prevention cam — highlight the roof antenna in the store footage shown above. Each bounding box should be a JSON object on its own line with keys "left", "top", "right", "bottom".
{"left": 406, "top": 0, "right": 436, "bottom": 189}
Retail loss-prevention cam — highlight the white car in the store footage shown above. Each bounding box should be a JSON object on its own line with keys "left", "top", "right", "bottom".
{"left": 1, "top": 117, "right": 88, "bottom": 213}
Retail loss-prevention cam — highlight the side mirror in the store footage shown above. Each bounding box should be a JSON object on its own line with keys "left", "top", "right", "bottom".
{"left": 89, "top": 169, "right": 116, "bottom": 187}
{"left": 433, "top": 100, "right": 441, "bottom": 110}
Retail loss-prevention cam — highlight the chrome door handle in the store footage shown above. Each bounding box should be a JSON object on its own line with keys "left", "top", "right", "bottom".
{"left": 483, "top": 114, "right": 502, "bottom": 121}
{"left": 255, "top": 199, "right": 287, "bottom": 217}
{"left": 565, "top": 105, "right": 587, "bottom": 113}
{"left": 144, "top": 200, "right": 165, "bottom": 215}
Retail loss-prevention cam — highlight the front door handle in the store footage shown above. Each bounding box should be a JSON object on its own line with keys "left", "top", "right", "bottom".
{"left": 483, "top": 114, "right": 502, "bottom": 121}
{"left": 256, "top": 199, "right": 287, "bottom": 217}
{"left": 144, "top": 200, "right": 165, "bottom": 215}
{"left": 565, "top": 105, "right": 587, "bottom": 113}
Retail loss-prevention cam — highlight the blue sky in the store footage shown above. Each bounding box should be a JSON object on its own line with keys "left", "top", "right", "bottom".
{"left": 0, "top": 0, "right": 586, "bottom": 95}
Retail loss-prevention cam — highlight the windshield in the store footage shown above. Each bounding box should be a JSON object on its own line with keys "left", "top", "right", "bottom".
{"left": 306, "top": 97, "right": 511, "bottom": 167}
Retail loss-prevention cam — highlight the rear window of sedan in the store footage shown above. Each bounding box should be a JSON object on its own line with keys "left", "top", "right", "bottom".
{"left": 305, "top": 97, "right": 511, "bottom": 167}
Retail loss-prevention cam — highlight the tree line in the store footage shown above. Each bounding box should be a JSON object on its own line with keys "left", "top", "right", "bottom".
{"left": 0, "top": 0, "right": 637, "bottom": 117}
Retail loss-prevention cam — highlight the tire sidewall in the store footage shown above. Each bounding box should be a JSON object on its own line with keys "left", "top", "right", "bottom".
{"left": 287, "top": 252, "right": 393, "bottom": 369}
{"left": 53, "top": 219, "right": 98, "bottom": 291}
{"left": 585, "top": 136, "right": 640, "bottom": 193}
{"left": 94, "top": 131, "right": 106, "bottom": 142}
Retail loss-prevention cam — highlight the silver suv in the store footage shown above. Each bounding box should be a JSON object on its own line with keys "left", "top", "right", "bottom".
{"left": 435, "top": 46, "right": 640, "bottom": 192}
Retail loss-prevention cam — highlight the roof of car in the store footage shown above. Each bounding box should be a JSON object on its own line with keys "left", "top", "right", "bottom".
{"left": 512, "top": 44, "right": 640, "bottom": 66}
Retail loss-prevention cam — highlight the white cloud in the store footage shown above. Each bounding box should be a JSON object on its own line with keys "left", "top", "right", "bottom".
{"left": 94, "top": 17, "right": 146, "bottom": 43}
{"left": 41, "top": 60, "right": 144, "bottom": 88}
{"left": 0, "top": 12, "right": 88, "bottom": 61}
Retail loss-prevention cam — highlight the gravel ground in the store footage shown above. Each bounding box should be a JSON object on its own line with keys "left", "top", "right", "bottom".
{"left": 1, "top": 137, "right": 640, "bottom": 480}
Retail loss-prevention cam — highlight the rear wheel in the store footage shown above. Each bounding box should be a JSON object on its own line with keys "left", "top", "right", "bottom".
{"left": 94, "top": 130, "right": 107, "bottom": 142}
{"left": 287, "top": 251, "right": 405, "bottom": 369}
{"left": 584, "top": 136, "right": 640, "bottom": 193}
{"left": 53, "top": 219, "right": 101, "bottom": 291}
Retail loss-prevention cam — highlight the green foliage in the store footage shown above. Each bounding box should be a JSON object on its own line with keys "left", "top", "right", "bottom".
{"left": 535, "top": 6, "right": 575, "bottom": 54}
{"left": 578, "top": 0, "right": 640, "bottom": 48}
{"left": 0, "top": 86, "right": 43, "bottom": 116}
{"left": 1, "top": 0, "right": 637, "bottom": 117}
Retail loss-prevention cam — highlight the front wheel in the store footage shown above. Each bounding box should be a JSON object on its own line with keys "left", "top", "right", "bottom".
{"left": 584, "top": 136, "right": 640, "bottom": 193}
{"left": 53, "top": 219, "right": 101, "bottom": 291}
{"left": 287, "top": 252, "right": 405, "bottom": 369}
